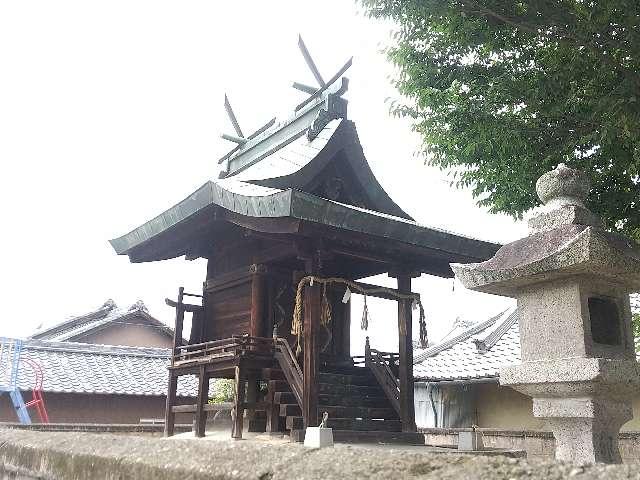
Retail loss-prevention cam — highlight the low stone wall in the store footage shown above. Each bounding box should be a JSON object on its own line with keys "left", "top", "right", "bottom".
{"left": 0, "top": 422, "right": 191, "bottom": 436}
{"left": 3, "top": 429, "right": 640, "bottom": 479}
{"left": 421, "top": 428, "right": 640, "bottom": 463}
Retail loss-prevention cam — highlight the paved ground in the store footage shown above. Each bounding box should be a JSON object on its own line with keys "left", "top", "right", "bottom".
{"left": 1, "top": 428, "right": 640, "bottom": 479}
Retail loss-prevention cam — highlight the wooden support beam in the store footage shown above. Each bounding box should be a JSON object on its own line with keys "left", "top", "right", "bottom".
{"left": 302, "top": 283, "right": 321, "bottom": 428}
{"left": 397, "top": 275, "right": 416, "bottom": 433}
{"left": 164, "top": 371, "right": 178, "bottom": 437}
{"left": 232, "top": 366, "right": 245, "bottom": 439}
{"left": 165, "top": 298, "right": 203, "bottom": 314}
{"left": 195, "top": 366, "right": 210, "bottom": 438}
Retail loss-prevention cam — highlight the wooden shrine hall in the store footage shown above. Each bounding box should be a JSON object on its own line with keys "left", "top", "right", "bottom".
{"left": 109, "top": 41, "right": 500, "bottom": 444}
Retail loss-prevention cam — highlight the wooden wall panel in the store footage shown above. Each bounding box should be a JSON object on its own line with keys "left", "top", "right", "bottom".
{"left": 204, "top": 280, "right": 252, "bottom": 341}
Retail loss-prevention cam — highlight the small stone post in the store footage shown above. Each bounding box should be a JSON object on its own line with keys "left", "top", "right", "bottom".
{"left": 452, "top": 164, "right": 640, "bottom": 464}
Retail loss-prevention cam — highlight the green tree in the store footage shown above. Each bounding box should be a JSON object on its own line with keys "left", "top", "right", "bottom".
{"left": 633, "top": 295, "right": 640, "bottom": 351}
{"left": 210, "top": 379, "right": 235, "bottom": 404}
{"left": 361, "top": 0, "right": 640, "bottom": 241}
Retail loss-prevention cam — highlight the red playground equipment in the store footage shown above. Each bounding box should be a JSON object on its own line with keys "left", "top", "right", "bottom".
{"left": 21, "top": 357, "right": 49, "bottom": 423}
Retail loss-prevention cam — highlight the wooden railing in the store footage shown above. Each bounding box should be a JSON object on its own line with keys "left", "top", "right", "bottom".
{"left": 173, "top": 335, "right": 275, "bottom": 366}
{"left": 273, "top": 337, "right": 303, "bottom": 408}
{"left": 364, "top": 338, "right": 401, "bottom": 416}
{"left": 173, "top": 334, "right": 304, "bottom": 410}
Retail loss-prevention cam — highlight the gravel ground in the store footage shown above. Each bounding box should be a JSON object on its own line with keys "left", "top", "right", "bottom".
{"left": 1, "top": 429, "right": 640, "bottom": 479}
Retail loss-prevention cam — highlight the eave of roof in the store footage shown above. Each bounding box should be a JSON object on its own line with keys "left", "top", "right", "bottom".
{"left": 109, "top": 181, "right": 500, "bottom": 268}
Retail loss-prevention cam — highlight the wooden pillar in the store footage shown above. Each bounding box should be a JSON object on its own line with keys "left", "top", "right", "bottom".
{"left": 164, "top": 371, "right": 177, "bottom": 437}
{"left": 342, "top": 300, "right": 351, "bottom": 360}
{"left": 232, "top": 366, "right": 245, "bottom": 439}
{"left": 247, "top": 266, "right": 265, "bottom": 429}
{"left": 195, "top": 366, "right": 209, "bottom": 438}
{"left": 164, "top": 286, "right": 184, "bottom": 438}
{"left": 266, "top": 379, "right": 280, "bottom": 434}
{"left": 246, "top": 374, "right": 259, "bottom": 430}
{"left": 250, "top": 265, "right": 266, "bottom": 337}
{"left": 302, "top": 283, "right": 321, "bottom": 428}
{"left": 397, "top": 275, "right": 416, "bottom": 432}
{"left": 172, "top": 287, "right": 185, "bottom": 353}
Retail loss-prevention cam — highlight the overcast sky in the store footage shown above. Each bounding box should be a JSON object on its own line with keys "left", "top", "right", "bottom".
{"left": 0, "top": 1, "right": 527, "bottom": 351}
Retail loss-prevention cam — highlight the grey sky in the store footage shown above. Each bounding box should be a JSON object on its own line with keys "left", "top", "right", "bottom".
{"left": 0, "top": 1, "right": 525, "bottom": 350}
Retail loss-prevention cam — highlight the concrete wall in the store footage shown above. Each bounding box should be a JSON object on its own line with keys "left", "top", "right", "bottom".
{"left": 474, "top": 383, "right": 548, "bottom": 430}
{"left": 421, "top": 428, "right": 640, "bottom": 463}
{"left": 0, "top": 392, "right": 168, "bottom": 424}
{"left": 465, "top": 382, "right": 640, "bottom": 431}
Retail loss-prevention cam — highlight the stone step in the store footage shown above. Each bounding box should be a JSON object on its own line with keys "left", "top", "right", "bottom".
{"left": 279, "top": 404, "right": 398, "bottom": 420}
{"left": 286, "top": 416, "right": 402, "bottom": 432}
{"left": 290, "top": 429, "right": 425, "bottom": 445}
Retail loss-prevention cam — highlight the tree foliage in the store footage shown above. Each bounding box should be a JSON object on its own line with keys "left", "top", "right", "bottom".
{"left": 361, "top": 0, "right": 640, "bottom": 241}
{"left": 633, "top": 295, "right": 640, "bottom": 351}
{"left": 210, "top": 379, "right": 235, "bottom": 404}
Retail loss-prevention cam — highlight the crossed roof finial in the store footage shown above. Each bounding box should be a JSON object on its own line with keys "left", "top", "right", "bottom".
{"left": 220, "top": 35, "right": 352, "bottom": 149}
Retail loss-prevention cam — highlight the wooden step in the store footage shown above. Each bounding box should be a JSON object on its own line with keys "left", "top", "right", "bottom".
{"left": 274, "top": 391, "right": 391, "bottom": 408}
{"left": 290, "top": 429, "right": 425, "bottom": 445}
{"left": 273, "top": 391, "right": 296, "bottom": 404}
{"left": 286, "top": 416, "right": 402, "bottom": 432}
{"left": 271, "top": 380, "right": 291, "bottom": 392}
{"left": 318, "top": 383, "right": 384, "bottom": 396}
{"left": 318, "top": 372, "right": 377, "bottom": 386}
{"left": 247, "top": 418, "right": 266, "bottom": 432}
{"left": 320, "top": 364, "right": 367, "bottom": 376}
{"left": 279, "top": 404, "right": 398, "bottom": 420}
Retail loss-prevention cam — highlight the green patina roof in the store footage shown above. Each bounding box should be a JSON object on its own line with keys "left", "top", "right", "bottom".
{"left": 109, "top": 75, "right": 501, "bottom": 270}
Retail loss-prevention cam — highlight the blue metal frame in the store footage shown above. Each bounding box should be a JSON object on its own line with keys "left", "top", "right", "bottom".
{"left": 0, "top": 337, "right": 31, "bottom": 424}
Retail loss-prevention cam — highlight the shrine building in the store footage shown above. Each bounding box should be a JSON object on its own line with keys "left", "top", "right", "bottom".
{"left": 109, "top": 45, "right": 499, "bottom": 444}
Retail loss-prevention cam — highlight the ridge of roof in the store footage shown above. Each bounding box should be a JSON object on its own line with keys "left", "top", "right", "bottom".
{"left": 473, "top": 309, "right": 519, "bottom": 353}
{"left": 220, "top": 75, "right": 348, "bottom": 177}
{"left": 23, "top": 339, "right": 171, "bottom": 358}
{"left": 30, "top": 300, "right": 117, "bottom": 340}
{"left": 413, "top": 309, "right": 509, "bottom": 364}
{"left": 30, "top": 300, "right": 172, "bottom": 342}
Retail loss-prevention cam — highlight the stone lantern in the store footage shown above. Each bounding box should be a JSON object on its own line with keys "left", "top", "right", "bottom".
{"left": 452, "top": 164, "right": 640, "bottom": 464}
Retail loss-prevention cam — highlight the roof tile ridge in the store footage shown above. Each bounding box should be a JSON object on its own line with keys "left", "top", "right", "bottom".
{"left": 413, "top": 309, "right": 508, "bottom": 364}
{"left": 30, "top": 301, "right": 117, "bottom": 339}
{"left": 23, "top": 339, "right": 171, "bottom": 358}
{"left": 474, "top": 309, "right": 519, "bottom": 353}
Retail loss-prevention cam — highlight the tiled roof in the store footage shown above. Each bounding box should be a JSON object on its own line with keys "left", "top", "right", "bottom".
{"left": 413, "top": 308, "right": 521, "bottom": 382}
{"left": 16, "top": 340, "right": 197, "bottom": 397}
{"left": 31, "top": 300, "right": 174, "bottom": 343}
